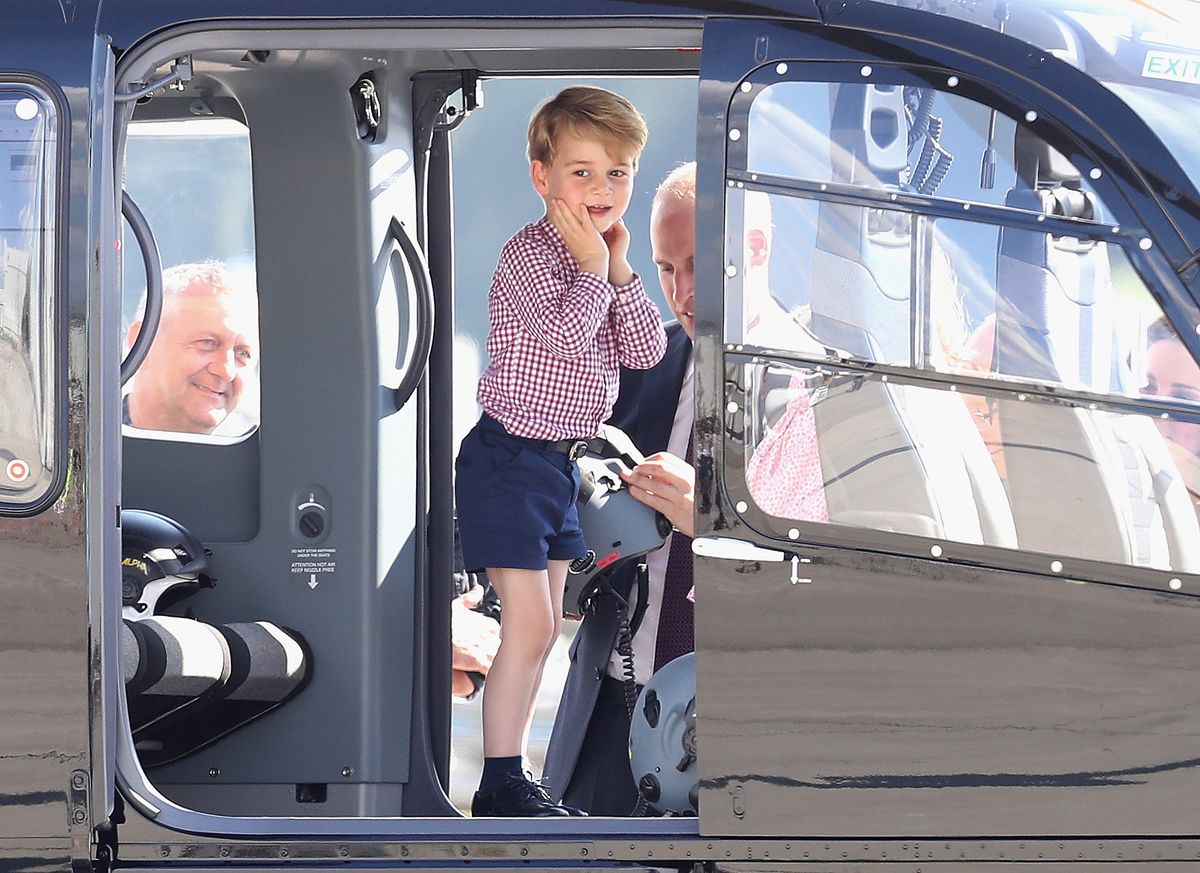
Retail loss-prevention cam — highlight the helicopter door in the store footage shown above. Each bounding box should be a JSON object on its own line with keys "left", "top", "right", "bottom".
{"left": 0, "top": 2, "right": 120, "bottom": 861}
{"left": 693, "top": 9, "right": 1200, "bottom": 839}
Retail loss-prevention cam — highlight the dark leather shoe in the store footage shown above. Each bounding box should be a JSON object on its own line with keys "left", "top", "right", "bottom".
{"left": 534, "top": 776, "right": 587, "bottom": 816}
{"left": 471, "top": 773, "right": 572, "bottom": 817}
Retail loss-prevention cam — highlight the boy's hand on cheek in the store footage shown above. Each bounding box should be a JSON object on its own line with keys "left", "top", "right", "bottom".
{"left": 602, "top": 219, "right": 634, "bottom": 287}
{"left": 549, "top": 198, "right": 608, "bottom": 279}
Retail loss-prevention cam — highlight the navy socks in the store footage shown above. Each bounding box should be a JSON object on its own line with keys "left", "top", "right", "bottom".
{"left": 480, "top": 755, "right": 523, "bottom": 790}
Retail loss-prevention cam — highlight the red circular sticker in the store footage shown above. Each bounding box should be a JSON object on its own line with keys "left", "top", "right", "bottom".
{"left": 6, "top": 459, "right": 30, "bottom": 483}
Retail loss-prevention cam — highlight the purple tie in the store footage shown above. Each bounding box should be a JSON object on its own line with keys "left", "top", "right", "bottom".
{"left": 653, "top": 436, "right": 694, "bottom": 672}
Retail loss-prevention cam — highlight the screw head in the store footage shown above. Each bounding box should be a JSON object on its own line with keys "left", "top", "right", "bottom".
{"left": 342, "top": 766, "right": 355, "bottom": 777}
{"left": 208, "top": 767, "right": 220, "bottom": 778}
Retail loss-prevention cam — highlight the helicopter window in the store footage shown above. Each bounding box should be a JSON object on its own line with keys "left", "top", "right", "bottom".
{"left": 724, "top": 76, "right": 1200, "bottom": 573}
{"left": 734, "top": 81, "right": 1116, "bottom": 355}
{"left": 732, "top": 78, "right": 1195, "bottom": 398}
{"left": 0, "top": 85, "right": 60, "bottom": 513}
{"left": 731, "top": 78, "right": 1200, "bottom": 575}
{"left": 730, "top": 188, "right": 1178, "bottom": 401}
{"left": 740, "top": 353, "right": 1200, "bottom": 571}
{"left": 744, "top": 80, "right": 1110, "bottom": 215}
{"left": 121, "top": 118, "right": 260, "bottom": 442}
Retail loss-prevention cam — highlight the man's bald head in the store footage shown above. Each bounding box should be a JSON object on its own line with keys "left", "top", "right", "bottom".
{"left": 652, "top": 161, "right": 696, "bottom": 211}
{"left": 651, "top": 163, "right": 698, "bottom": 339}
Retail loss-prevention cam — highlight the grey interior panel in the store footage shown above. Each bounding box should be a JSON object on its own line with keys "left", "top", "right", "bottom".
{"left": 121, "top": 43, "right": 420, "bottom": 816}
{"left": 123, "top": 434, "right": 260, "bottom": 542}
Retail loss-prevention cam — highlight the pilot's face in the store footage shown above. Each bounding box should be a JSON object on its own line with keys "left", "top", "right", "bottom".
{"left": 531, "top": 134, "right": 636, "bottom": 235}
{"left": 650, "top": 195, "right": 696, "bottom": 340}
{"left": 128, "top": 285, "right": 257, "bottom": 433}
{"left": 1144, "top": 336, "right": 1200, "bottom": 456}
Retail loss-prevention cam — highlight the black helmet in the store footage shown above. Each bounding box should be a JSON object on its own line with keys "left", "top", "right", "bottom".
{"left": 121, "top": 509, "right": 212, "bottom": 616}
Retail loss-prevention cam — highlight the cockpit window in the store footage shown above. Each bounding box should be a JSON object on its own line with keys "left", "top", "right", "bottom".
{"left": 1107, "top": 82, "right": 1200, "bottom": 189}
{"left": 0, "top": 85, "right": 60, "bottom": 513}
{"left": 122, "top": 118, "right": 259, "bottom": 442}
{"left": 877, "top": 0, "right": 1200, "bottom": 194}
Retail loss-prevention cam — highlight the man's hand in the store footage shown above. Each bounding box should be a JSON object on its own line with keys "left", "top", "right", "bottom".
{"left": 602, "top": 218, "right": 634, "bottom": 287}
{"left": 548, "top": 198, "right": 609, "bottom": 279}
{"left": 451, "top": 585, "right": 500, "bottom": 698}
{"left": 620, "top": 451, "right": 695, "bottom": 537}
{"left": 452, "top": 669, "right": 478, "bottom": 698}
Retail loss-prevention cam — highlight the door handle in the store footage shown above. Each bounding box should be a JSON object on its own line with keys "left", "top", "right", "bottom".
{"left": 691, "top": 537, "right": 814, "bottom": 584}
{"left": 386, "top": 216, "right": 435, "bottom": 411}
{"left": 691, "top": 536, "right": 788, "bottom": 562}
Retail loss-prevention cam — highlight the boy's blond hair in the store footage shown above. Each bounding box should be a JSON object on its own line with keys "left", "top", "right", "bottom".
{"left": 527, "top": 86, "right": 648, "bottom": 166}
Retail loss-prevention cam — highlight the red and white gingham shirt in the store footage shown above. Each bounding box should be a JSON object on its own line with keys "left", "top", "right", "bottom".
{"left": 477, "top": 218, "right": 667, "bottom": 440}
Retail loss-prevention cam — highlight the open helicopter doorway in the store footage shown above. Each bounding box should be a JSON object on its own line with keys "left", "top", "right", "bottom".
{"left": 108, "top": 21, "right": 709, "bottom": 837}
{"left": 442, "top": 73, "right": 700, "bottom": 813}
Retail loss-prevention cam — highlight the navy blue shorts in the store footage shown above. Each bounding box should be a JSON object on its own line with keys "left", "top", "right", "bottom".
{"left": 455, "top": 414, "right": 587, "bottom": 572}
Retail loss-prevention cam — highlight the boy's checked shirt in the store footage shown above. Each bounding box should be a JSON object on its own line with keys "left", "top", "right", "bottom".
{"left": 478, "top": 217, "right": 667, "bottom": 440}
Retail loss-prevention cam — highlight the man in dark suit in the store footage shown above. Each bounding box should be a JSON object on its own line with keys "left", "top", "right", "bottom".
{"left": 542, "top": 163, "right": 698, "bottom": 815}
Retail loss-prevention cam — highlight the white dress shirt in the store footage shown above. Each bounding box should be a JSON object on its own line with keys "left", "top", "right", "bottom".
{"left": 607, "top": 354, "right": 694, "bottom": 686}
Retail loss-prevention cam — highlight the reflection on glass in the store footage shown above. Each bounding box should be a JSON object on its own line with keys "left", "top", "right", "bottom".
{"left": 1143, "top": 317, "right": 1200, "bottom": 518}
{"left": 122, "top": 119, "right": 259, "bottom": 439}
{"left": 737, "top": 79, "right": 1136, "bottom": 371}
{"left": 728, "top": 191, "right": 990, "bottom": 366}
{"left": 862, "top": 0, "right": 1200, "bottom": 195}
{"left": 729, "top": 187, "right": 1178, "bottom": 405}
{"left": 0, "top": 87, "right": 57, "bottom": 507}
{"left": 741, "top": 360, "right": 1200, "bottom": 572}
{"left": 745, "top": 81, "right": 1104, "bottom": 210}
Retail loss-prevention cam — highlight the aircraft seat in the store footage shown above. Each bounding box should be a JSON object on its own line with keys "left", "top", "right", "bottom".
{"left": 122, "top": 616, "right": 231, "bottom": 735}
{"left": 992, "top": 128, "right": 1200, "bottom": 570}
{"left": 122, "top": 616, "right": 311, "bottom": 768}
{"left": 801, "top": 82, "right": 1017, "bottom": 547}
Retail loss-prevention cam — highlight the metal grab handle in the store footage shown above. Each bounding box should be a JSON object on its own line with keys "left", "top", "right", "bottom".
{"left": 388, "top": 216, "right": 435, "bottom": 411}
{"left": 120, "top": 191, "right": 163, "bottom": 386}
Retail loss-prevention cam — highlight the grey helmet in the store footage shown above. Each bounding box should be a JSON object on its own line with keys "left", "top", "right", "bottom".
{"left": 629, "top": 652, "right": 697, "bottom": 816}
{"left": 565, "top": 423, "right": 671, "bottom": 617}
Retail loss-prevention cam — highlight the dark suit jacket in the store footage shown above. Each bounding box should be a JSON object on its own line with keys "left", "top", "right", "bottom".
{"left": 542, "top": 322, "right": 692, "bottom": 800}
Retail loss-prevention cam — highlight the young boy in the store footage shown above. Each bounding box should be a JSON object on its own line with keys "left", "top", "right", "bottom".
{"left": 455, "top": 86, "right": 667, "bottom": 817}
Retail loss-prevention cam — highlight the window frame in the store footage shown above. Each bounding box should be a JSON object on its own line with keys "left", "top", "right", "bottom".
{"left": 119, "top": 115, "right": 261, "bottom": 447}
{"left": 695, "top": 19, "right": 1200, "bottom": 592}
{"left": 0, "top": 76, "right": 69, "bottom": 518}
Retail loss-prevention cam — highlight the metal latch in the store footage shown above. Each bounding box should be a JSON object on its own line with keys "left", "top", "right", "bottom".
{"left": 115, "top": 56, "right": 193, "bottom": 104}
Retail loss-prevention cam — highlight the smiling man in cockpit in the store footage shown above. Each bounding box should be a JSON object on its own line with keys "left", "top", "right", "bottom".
{"left": 124, "top": 261, "right": 259, "bottom": 436}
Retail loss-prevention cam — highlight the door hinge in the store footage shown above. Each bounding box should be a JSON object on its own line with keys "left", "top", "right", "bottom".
{"left": 67, "top": 769, "right": 93, "bottom": 872}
